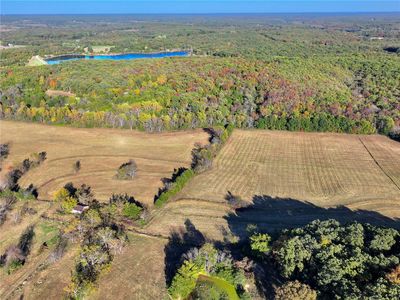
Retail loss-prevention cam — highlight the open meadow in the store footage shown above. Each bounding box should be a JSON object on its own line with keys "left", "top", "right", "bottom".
{"left": 0, "top": 120, "right": 208, "bottom": 207}
{"left": 92, "top": 235, "right": 167, "bottom": 300}
{"left": 0, "top": 120, "right": 206, "bottom": 299}
{"left": 147, "top": 130, "right": 400, "bottom": 239}
{"left": 1, "top": 124, "right": 399, "bottom": 299}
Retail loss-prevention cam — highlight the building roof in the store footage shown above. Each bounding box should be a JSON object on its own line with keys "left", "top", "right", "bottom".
{"left": 72, "top": 204, "right": 89, "bottom": 213}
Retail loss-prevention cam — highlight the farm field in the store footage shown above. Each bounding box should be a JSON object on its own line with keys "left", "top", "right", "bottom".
{"left": 1, "top": 125, "right": 399, "bottom": 299}
{"left": 0, "top": 201, "right": 52, "bottom": 255}
{"left": 1, "top": 224, "right": 168, "bottom": 299}
{"left": 147, "top": 130, "right": 400, "bottom": 239}
{"left": 13, "top": 245, "right": 79, "bottom": 300}
{"left": 92, "top": 235, "right": 167, "bottom": 300}
{"left": 0, "top": 120, "right": 208, "bottom": 207}
{"left": 0, "top": 242, "right": 78, "bottom": 300}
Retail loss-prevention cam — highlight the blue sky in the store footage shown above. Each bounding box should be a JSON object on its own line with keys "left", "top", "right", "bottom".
{"left": 2, "top": 1, "right": 400, "bottom": 14}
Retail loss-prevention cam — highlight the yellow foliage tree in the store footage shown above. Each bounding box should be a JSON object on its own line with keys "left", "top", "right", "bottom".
{"left": 387, "top": 265, "right": 400, "bottom": 284}
{"left": 54, "top": 187, "right": 70, "bottom": 202}
{"left": 156, "top": 74, "right": 167, "bottom": 85}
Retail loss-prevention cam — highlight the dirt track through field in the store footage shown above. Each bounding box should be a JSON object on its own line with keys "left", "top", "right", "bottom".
{"left": 359, "top": 137, "right": 400, "bottom": 191}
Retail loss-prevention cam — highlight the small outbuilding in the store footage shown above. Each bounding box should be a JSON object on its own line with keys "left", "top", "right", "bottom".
{"left": 71, "top": 204, "right": 89, "bottom": 214}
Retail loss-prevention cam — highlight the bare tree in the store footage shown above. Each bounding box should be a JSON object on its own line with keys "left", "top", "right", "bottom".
{"left": 115, "top": 160, "right": 137, "bottom": 180}
{"left": 96, "top": 228, "right": 115, "bottom": 250}
{"left": 48, "top": 234, "right": 68, "bottom": 263}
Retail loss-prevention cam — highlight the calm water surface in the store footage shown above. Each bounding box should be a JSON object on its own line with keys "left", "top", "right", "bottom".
{"left": 46, "top": 51, "right": 189, "bottom": 64}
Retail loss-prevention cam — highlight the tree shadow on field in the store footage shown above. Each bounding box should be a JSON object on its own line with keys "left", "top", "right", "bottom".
{"left": 224, "top": 195, "right": 400, "bottom": 298}
{"left": 164, "top": 219, "right": 206, "bottom": 286}
{"left": 225, "top": 195, "right": 400, "bottom": 240}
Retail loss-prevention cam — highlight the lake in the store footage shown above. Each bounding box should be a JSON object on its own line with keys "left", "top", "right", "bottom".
{"left": 45, "top": 51, "right": 189, "bottom": 64}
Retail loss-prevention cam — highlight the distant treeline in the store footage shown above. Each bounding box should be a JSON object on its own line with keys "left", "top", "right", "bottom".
{"left": 1, "top": 14, "right": 399, "bottom": 67}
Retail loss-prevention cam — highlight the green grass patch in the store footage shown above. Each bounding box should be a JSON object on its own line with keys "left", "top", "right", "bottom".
{"left": 197, "top": 274, "right": 240, "bottom": 300}
{"left": 6, "top": 260, "right": 23, "bottom": 275}
{"left": 38, "top": 221, "right": 59, "bottom": 246}
{"left": 0, "top": 189, "right": 36, "bottom": 201}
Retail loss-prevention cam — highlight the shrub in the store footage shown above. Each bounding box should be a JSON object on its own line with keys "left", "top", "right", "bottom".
{"left": 377, "top": 116, "right": 395, "bottom": 135}
{"left": 116, "top": 160, "right": 137, "bottom": 180}
{"left": 225, "top": 192, "right": 247, "bottom": 209}
{"left": 191, "top": 280, "right": 230, "bottom": 300}
{"left": 73, "top": 160, "right": 81, "bottom": 173}
{"left": 109, "top": 193, "right": 134, "bottom": 206}
{"left": 0, "top": 143, "right": 9, "bottom": 161}
{"left": 0, "top": 189, "right": 36, "bottom": 225}
{"left": 122, "top": 202, "right": 142, "bottom": 221}
{"left": 5, "top": 169, "right": 23, "bottom": 191}
{"left": 6, "top": 259, "right": 23, "bottom": 275}
{"left": 18, "top": 152, "right": 47, "bottom": 173}
{"left": 5, "top": 188, "right": 36, "bottom": 201}
{"left": 107, "top": 193, "right": 145, "bottom": 222}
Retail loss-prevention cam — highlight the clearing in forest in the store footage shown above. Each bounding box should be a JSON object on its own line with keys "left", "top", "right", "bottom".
{"left": 0, "top": 120, "right": 208, "bottom": 206}
{"left": 90, "top": 45, "right": 115, "bottom": 53}
{"left": 26, "top": 55, "right": 47, "bottom": 66}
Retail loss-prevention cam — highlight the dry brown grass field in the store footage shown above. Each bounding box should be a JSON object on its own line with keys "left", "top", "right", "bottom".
{"left": 0, "top": 120, "right": 206, "bottom": 299}
{"left": 0, "top": 216, "right": 64, "bottom": 299}
{"left": 2, "top": 245, "right": 79, "bottom": 300}
{"left": 1, "top": 123, "right": 400, "bottom": 299}
{"left": 0, "top": 201, "right": 52, "bottom": 254}
{"left": 92, "top": 234, "right": 167, "bottom": 300}
{"left": 146, "top": 130, "right": 400, "bottom": 239}
{"left": 0, "top": 120, "right": 208, "bottom": 207}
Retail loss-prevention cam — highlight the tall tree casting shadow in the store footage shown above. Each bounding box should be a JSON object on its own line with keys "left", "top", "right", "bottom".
{"left": 224, "top": 194, "right": 400, "bottom": 299}
{"left": 164, "top": 219, "right": 206, "bottom": 286}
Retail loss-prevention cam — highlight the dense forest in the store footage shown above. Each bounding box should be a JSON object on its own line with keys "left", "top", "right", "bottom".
{"left": 0, "top": 14, "right": 399, "bottom": 134}
{"left": 168, "top": 219, "right": 400, "bottom": 299}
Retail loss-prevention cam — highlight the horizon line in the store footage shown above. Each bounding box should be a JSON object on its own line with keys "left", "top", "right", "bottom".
{"left": 2, "top": 11, "right": 400, "bottom": 15}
